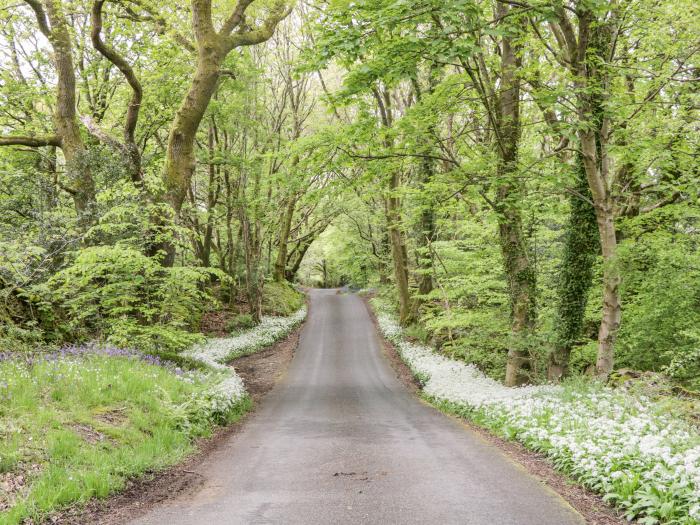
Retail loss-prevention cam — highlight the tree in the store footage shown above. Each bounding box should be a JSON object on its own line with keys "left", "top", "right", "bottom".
{"left": 160, "top": 0, "right": 292, "bottom": 265}
{"left": 1, "top": 0, "right": 96, "bottom": 222}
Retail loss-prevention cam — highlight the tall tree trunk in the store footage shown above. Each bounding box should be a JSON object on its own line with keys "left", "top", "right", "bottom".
{"left": 10, "top": 1, "right": 97, "bottom": 223}
{"left": 45, "top": 0, "right": 96, "bottom": 220}
{"left": 498, "top": 193, "right": 537, "bottom": 387}
{"left": 495, "top": 1, "right": 535, "bottom": 386}
{"left": 547, "top": 153, "right": 599, "bottom": 380}
{"left": 164, "top": 47, "right": 224, "bottom": 217}
{"left": 385, "top": 175, "right": 414, "bottom": 325}
{"left": 378, "top": 230, "right": 391, "bottom": 284}
{"left": 417, "top": 155, "right": 436, "bottom": 297}
{"left": 410, "top": 71, "right": 440, "bottom": 299}
{"left": 575, "top": 14, "right": 620, "bottom": 380}
{"left": 241, "top": 211, "right": 263, "bottom": 323}
{"left": 274, "top": 194, "right": 296, "bottom": 281}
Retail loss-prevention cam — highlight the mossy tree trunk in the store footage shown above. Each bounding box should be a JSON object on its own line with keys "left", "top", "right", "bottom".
{"left": 2, "top": 1, "right": 96, "bottom": 224}
{"left": 159, "top": 0, "right": 291, "bottom": 265}
{"left": 274, "top": 193, "right": 297, "bottom": 282}
{"left": 548, "top": 153, "right": 600, "bottom": 380}
{"left": 494, "top": 1, "right": 536, "bottom": 387}
{"left": 385, "top": 174, "right": 414, "bottom": 325}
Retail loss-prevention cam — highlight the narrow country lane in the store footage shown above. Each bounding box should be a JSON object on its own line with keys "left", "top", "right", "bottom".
{"left": 131, "top": 289, "right": 583, "bottom": 525}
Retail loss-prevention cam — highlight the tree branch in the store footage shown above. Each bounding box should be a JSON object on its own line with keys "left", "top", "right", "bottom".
{"left": 91, "top": 0, "right": 143, "bottom": 148}
{"left": 0, "top": 135, "right": 60, "bottom": 147}
{"left": 79, "top": 114, "right": 124, "bottom": 152}
{"left": 220, "top": 0, "right": 254, "bottom": 35}
{"left": 23, "top": 0, "right": 51, "bottom": 37}
{"left": 224, "top": 1, "right": 292, "bottom": 51}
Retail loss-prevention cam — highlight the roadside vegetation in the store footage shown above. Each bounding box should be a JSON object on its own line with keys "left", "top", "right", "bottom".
{"left": 373, "top": 298, "right": 700, "bottom": 524}
{"left": 0, "top": 348, "right": 248, "bottom": 524}
{"left": 0, "top": 0, "right": 698, "bottom": 523}
{"left": 0, "top": 298, "right": 304, "bottom": 524}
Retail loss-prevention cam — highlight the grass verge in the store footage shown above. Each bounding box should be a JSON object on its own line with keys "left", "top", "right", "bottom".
{"left": 0, "top": 352, "right": 249, "bottom": 525}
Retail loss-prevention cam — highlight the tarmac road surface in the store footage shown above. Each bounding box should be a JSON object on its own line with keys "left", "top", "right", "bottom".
{"left": 132, "top": 289, "right": 583, "bottom": 525}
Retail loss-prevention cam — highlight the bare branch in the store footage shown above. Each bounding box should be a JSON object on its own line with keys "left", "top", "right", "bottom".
{"left": 90, "top": 0, "right": 143, "bottom": 149}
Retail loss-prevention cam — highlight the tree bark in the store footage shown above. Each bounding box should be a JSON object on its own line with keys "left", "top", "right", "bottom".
{"left": 274, "top": 194, "right": 297, "bottom": 281}
{"left": 385, "top": 177, "right": 414, "bottom": 326}
{"left": 494, "top": 1, "right": 535, "bottom": 386}
{"left": 417, "top": 155, "right": 436, "bottom": 297}
{"left": 572, "top": 9, "right": 620, "bottom": 380}
{"left": 10, "top": 0, "right": 97, "bottom": 223}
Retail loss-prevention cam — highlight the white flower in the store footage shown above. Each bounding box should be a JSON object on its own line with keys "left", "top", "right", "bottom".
{"left": 371, "top": 298, "right": 700, "bottom": 524}
{"left": 186, "top": 307, "right": 307, "bottom": 368}
{"left": 182, "top": 307, "right": 306, "bottom": 423}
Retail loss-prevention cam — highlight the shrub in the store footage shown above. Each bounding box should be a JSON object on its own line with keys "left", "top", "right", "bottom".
{"left": 261, "top": 281, "right": 304, "bottom": 316}
{"left": 44, "top": 246, "right": 224, "bottom": 352}
{"left": 225, "top": 313, "right": 255, "bottom": 333}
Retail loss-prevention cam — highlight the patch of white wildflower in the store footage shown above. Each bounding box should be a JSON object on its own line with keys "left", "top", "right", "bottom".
{"left": 372, "top": 299, "right": 700, "bottom": 525}
{"left": 185, "top": 306, "right": 307, "bottom": 422}
{"left": 186, "top": 307, "right": 307, "bottom": 368}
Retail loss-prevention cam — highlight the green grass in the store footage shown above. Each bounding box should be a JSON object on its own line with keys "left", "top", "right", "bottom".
{"left": 262, "top": 281, "right": 304, "bottom": 316}
{"left": 0, "top": 354, "right": 247, "bottom": 524}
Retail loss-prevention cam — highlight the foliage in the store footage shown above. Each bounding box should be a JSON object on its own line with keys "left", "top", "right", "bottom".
{"left": 226, "top": 314, "right": 256, "bottom": 333}
{"left": 44, "top": 246, "right": 221, "bottom": 352}
{"left": 613, "top": 227, "right": 700, "bottom": 377}
{"left": 261, "top": 281, "right": 305, "bottom": 316}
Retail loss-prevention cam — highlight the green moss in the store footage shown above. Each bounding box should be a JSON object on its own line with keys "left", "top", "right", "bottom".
{"left": 261, "top": 281, "right": 304, "bottom": 316}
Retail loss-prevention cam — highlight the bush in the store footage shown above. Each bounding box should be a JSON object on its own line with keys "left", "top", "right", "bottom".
{"left": 262, "top": 281, "right": 304, "bottom": 316}
{"left": 44, "top": 246, "right": 224, "bottom": 353}
{"left": 225, "top": 313, "right": 255, "bottom": 333}
{"left": 107, "top": 320, "right": 204, "bottom": 354}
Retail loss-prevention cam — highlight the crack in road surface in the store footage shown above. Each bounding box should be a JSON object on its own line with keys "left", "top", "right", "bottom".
{"left": 131, "top": 289, "right": 584, "bottom": 525}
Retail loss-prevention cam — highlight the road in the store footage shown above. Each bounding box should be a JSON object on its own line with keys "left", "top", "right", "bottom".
{"left": 132, "top": 289, "right": 583, "bottom": 525}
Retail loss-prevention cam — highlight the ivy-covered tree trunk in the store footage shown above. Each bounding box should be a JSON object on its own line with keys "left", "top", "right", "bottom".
{"left": 378, "top": 230, "right": 391, "bottom": 284}
{"left": 497, "top": 190, "right": 537, "bottom": 387}
{"left": 411, "top": 75, "right": 438, "bottom": 299}
{"left": 575, "top": 14, "right": 620, "bottom": 380}
{"left": 548, "top": 153, "right": 599, "bottom": 380}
